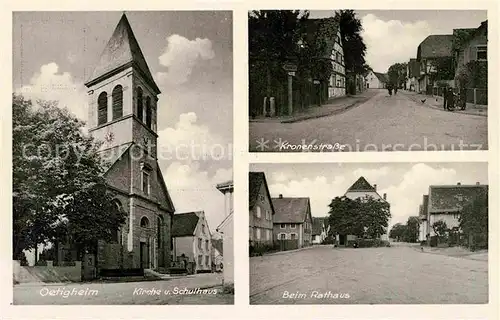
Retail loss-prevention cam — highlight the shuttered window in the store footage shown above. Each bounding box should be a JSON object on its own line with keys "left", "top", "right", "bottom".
{"left": 97, "top": 92, "right": 108, "bottom": 125}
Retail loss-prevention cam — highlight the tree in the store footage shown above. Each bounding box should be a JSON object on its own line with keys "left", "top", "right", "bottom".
{"left": 327, "top": 196, "right": 391, "bottom": 239}
{"left": 431, "top": 220, "right": 448, "bottom": 244}
{"left": 387, "top": 62, "right": 408, "bottom": 88}
{"left": 334, "top": 10, "right": 367, "bottom": 74}
{"left": 12, "top": 94, "right": 127, "bottom": 261}
{"left": 405, "top": 216, "right": 420, "bottom": 243}
{"left": 459, "top": 187, "right": 488, "bottom": 250}
{"left": 389, "top": 223, "right": 407, "bottom": 242}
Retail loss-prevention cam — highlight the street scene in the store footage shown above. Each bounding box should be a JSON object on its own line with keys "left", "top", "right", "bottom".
{"left": 249, "top": 10, "right": 488, "bottom": 152}
{"left": 249, "top": 163, "right": 488, "bottom": 304}
{"left": 12, "top": 12, "right": 233, "bottom": 304}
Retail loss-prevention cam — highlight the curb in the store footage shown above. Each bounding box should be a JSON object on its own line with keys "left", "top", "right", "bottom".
{"left": 411, "top": 246, "right": 488, "bottom": 261}
{"left": 281, "top": 98, "right": 370, "bottom": 124}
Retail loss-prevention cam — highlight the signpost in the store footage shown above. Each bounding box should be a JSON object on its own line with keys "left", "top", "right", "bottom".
{"left": 283, "top": 63, "right": 298, "bottom": 116}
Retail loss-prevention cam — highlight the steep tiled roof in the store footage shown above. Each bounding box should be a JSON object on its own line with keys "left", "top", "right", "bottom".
{"left": 272, "top": 197, "right": 310, "bottom": 223}
{"left": 373, "top": 72, "right": 387, "bottom": 83}
{"left": 428, "top": 184, "right": 488, "bottom": 213}
{"left": 347, "top": 176, "right": 376, "bottom": 192}
{"left": 312, "top": 217, "right": 326, "bottom": 235}
{"left": 172, "top": 212, "right": 200, "bottom": 237}
{"left": 417, "top": 35, "right": 454, "bottom": 59}
{"left": 86, "top": 13, "right": 160, "bottom": 94}
{"left": 249, "top": 172, "right": 275, "bottom": 214}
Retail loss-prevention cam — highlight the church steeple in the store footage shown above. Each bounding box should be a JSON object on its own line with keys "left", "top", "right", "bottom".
{"left": 85, "top": 13, "right": 160, "bottom": 94}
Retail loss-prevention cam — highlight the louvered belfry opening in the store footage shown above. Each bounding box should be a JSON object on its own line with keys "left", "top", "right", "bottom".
{"left": 97, "top": 92, "right": 108, "bottom": 125}
{"left": 112, "top": 85, "right": 123, "bottom": 120}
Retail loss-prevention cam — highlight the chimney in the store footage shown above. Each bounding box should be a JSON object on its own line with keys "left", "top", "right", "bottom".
{"left": 383, "top": 193, "right": 387, "bottom": 200}
{"left": 373, "top": 184, "right": 377, "bottom": 190}
{"left": 476, "top": 182, "right": 480, "bottom": 185}
{"left": 457, "top": 182, "right": 461, "bottom": 186}
{"left": 279, "top": 194, "right": 283, "bottom": 199}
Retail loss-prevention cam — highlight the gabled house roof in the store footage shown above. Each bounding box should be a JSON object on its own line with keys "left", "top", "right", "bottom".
{"left": 85, "top": 13, "right": 160, "bottom": 94}
{"left": 373, "top": 72, "right": 388, "bottom": 83}
{"left": 417, "top": 34, "right": 454, "bottom": 60}
{"left": 347, "top": 176, "right": 376, "bottom": 192}
{"left": 249, "top": 172, "right": 275, "bottom": 214}
{"left": 272, "top": 197, "right": 311, "bottom": 223}
{"left": 172, "top": 212, "right": 201, "bottom": 237}
{"left": 428, "top": 184, "right": 488, "bottom": 214}
{"left": 312, "top": 217, "right": 326, "bottom": 235}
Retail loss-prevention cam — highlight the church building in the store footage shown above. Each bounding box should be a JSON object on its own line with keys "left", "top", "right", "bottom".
{"left": 84, "top": 13, "right": 175, "bottom": 275}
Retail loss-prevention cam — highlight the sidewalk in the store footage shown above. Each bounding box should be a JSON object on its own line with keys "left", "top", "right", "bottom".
{"left": 250, "top": 90, "right": 377, "bottom": 124}
{"left": 404, "top": 91, "right": 487, "bottom": 117}
{"left": 414, "top": 245, "right": 488, "bottom": 262}
{"left": 259, "top": 244, "right": 323, "bottom": 257}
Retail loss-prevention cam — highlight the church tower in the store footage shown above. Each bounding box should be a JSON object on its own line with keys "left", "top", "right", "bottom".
{"left": 85, "top": 13, "right": 174, "bottom": 272}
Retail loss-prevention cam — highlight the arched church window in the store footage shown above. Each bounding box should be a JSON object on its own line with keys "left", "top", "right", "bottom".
{"left": 146, "top": 96, "right": 152, "bottom": 129}
{"left": 98, "top": 92, "right": 108, "bottom": 126}
{"left": 112, "top": 85, "right": 123, "bottom": 120}
{"left": 140, "top": 216, "right": 150, "bottom": 228}
{"left": 137, "top": 87, "right": 144, "bottom": 122}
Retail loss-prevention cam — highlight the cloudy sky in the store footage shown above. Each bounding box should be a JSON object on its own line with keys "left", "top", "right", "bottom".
{"left": 250, "top": 163, "right": 488, "bottom": 228}
{"left": 310, "top": 10, "right": 487, "bottom": 73}
{"left": 13, "top": 11, "right": 233, "bottom": 231}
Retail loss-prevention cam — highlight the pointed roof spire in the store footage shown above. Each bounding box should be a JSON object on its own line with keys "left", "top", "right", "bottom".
{"left": 85, "top": 13, "right": 160, "bottom": 94}
{"left": 347, "top": 176, "right": 376, "bottom": 191}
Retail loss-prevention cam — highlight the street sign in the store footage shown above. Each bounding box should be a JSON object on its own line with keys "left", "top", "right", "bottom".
{"left": 288, "top": 71, "right": 296, "bottom": 76}
{"left": 283, "top": 63, "right": 298, "bottom": 72}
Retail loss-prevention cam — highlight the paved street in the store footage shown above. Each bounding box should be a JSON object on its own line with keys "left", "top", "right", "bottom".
{"left": 13, "top": 273, "right": 233, "bottom": 305}
{"left": 250, "top": 245, "right": 488, "bottom": 304}
{"left": 249, "top": 89, "right": 488, "bottom": 152}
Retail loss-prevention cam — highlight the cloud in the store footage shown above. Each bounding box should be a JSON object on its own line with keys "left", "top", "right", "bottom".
{"left": 379, "top": 163, "right": 457, "bottom": 226}
{"left": 157, "top": 112, "right": 231, "bottom": 162}
{"left": 163, "top": 161, "right": 232, "bottom": 231}
{"left": 17, "top": 62, "right": 87, "bottom": 121}
{"left": 352, "top": 166, "right": 391, "bottom": 182}
{"left": 156, "top": 34, "right": 215, "bottom": 86}
{"left": 361, "top": 14, "right": 431, "bottom": 72}
{"left": 67, "top": 52, "right": 78, "bottom": 64}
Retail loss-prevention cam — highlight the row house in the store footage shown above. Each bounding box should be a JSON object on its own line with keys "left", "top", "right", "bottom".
{"left": 418, "top": 182, "right": 488, "bottom": 242}
{"left": 365, "top": 70, "right": 387, "bottom": 89}
{"left": 453, "top": 21, "right": 487, "bottom": 85}
{"left": 416, "top": 34, "right": 454, "bottom": 94}
{"left": 272, "top": 195, "right": 313, "bottom": 248}
{"left": 249, "top": 172, "right": 275, "bottom": 246}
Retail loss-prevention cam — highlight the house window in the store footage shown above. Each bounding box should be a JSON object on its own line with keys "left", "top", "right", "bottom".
{"left": 97, "top": 92, "right": 108, "bottom": 125}
{"left": 259, "top": 194, "right": 265, "bottom": 203}
{"left": 255, "top": 206, "right": 261, "bottom": 218}
{"left": 205, "top": 255, "right": 209, "bottom": 267}
{"left": 197, "top": 255, "right": 202, "bottom": 267}
{"left": 137, "top": 87, "right": 144, "bottom": 121}
{"left": 146, "top": 96, "right": 152, "bottom": 129}
{"left": 291, "top": 233, "right": 297, "bottom": 240}
{"left": 198, "top": 238, "right": 202, "bottom": 250}
{"left": 476, "top": 45, "right": 487, "bottom": 61}
{"left": 280, "top": 223, "right": 286, "bottom": 229}
{"left": 279, "top": 233, "right": 286, "bottom": 240}
{"left": 140, "top": 216, "right": 149, "bottom": 228}
{"left": 112, "top": 85, "right": 123, "bottom": 120}
{"left": 266, "top": 210, "right": 271, "bottom": 220}
{"left": 256, "top": 228, "right": 261, "bottom": 240}
{"left": 142, "top": 170, "right": 150, "bottom": 195}
{"left": 290, "top": 223, "right": 296, "bottom": 229}
{"left": 205, "top": 240, "right": 209, "bottom": 251}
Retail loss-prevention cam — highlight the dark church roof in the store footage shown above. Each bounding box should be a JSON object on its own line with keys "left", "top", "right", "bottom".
{"left": 347, "top": 176, "right": 376, "bottom": 192}
{"left": 172, "top": 212, "right": 201, "bottom": 237}
{"left": 86, "top": 13, "right": 160, "bottom": 94}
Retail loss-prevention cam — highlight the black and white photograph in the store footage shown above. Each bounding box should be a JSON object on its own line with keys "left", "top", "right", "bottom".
{"left": 249, "top": 163, "right": 488, "bottom": 304}
{"left": 12, "top": 11, "right": 234, "bottom": 305}
{"left": 249, "top": 10, "right": 488, "bottom": 152}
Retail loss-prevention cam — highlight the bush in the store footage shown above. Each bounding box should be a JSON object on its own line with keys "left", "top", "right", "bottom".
{"left": 420, "top": 240, "right": 427, "bottom": 246}
{"left": 223, "top": 284, "right": 235, "bottom": 294}
{"left": 249, "top": 241, "right": 278, "bottom": 257}
{"left": 321, "top": 236, "right": 335, "bottom": 245}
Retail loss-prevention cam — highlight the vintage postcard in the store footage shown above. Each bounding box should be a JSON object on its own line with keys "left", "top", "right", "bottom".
{"left": 249, "top": 162, "right": 489, "bottom": 304}
{"left": 249, "top": 10, "right": 488, "bottom": 152}
{"left": 11, "top": 11, "right": 234, "bottom": 305}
